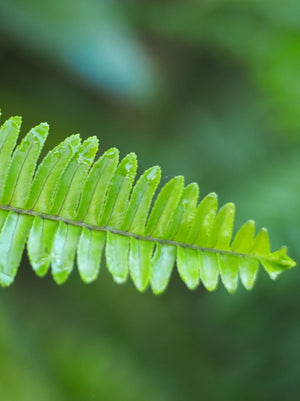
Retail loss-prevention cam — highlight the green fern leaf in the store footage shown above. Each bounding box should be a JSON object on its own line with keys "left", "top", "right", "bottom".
{"left": 0, "top": 111, "right": 296, "bottom": 292}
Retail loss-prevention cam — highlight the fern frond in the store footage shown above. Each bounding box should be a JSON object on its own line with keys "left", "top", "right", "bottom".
{"left": 0, "top": 111, "right": 296, "bottom": 293}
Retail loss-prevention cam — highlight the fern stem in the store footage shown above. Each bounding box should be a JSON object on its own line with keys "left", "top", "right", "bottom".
{"left": 0, "top": 204, "right": 279, "bottom": 264}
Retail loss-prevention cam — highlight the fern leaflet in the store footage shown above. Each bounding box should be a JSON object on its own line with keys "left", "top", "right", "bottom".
{"left": 0, "top": 111, "right": 296, "bottom": 293}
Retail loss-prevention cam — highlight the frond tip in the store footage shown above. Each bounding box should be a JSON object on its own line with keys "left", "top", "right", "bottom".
{"left": 0, "top": 111, "right": 296, "bottom": 293}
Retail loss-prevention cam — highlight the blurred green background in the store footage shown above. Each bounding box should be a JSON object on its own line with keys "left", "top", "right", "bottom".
{"left": 1, "top": 1, "right": 300, "bottom": 400}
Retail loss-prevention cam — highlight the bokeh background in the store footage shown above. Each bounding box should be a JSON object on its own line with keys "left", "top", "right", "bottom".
{"left": 1, "top": 1, "right": 300, "bottom": 400}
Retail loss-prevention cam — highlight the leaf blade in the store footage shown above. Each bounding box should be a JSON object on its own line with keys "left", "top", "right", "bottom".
{"left": 1, "top": 123, "right": 49, "bottom": 207}
{"left": 77, "top": 228, "right": 106, "bottom": 283}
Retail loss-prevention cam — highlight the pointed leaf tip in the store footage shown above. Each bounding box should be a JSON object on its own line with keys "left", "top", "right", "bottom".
{"left": 78, "top": 136, "right": 99, "bottom": 163}
{"left": 9, "top": 115, "right": 22, "bottom": 127}
{"left": 232, "top": 219, "right": 255, "bottom": 253}
{"left": 252, "top": 227, "right": 270, "bottom": 256}
{"left": 269, "top": 246, "right": 297, "bottom": 270}
{"left": 120, "top": 153, "right": 138, "bottom": 175}
{"left": 0, "top": 272, "right": 14, "bottom": 287}
{"left": 146, "top": 165, "right": 161, "bottom": 181}
{"left": 105, "top": 147, "right": 119, "bottom": 158}
{"left": 260, "top": 245, "right": 296, "bottom": 280}
{"left": 32, "top": 123, "right": 49, "bottom": 144}
{"left": 67, "top": 134, "right": 81, "bottom": 150}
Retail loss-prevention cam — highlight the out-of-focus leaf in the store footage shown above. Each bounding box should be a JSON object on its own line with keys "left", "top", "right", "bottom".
{"left": 0, "top": 0, "right": 160, "bottom": 100}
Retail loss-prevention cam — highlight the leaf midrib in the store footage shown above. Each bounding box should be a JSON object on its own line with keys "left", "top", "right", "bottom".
{"left": 0, "top": 203, "right": 280, "bottom": 265}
